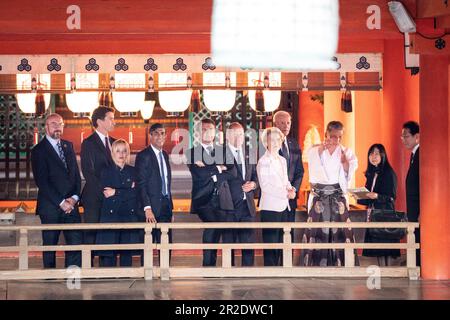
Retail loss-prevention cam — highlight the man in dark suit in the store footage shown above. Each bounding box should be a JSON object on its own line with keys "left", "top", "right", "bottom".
{"left": 273, "top": 111, "right": 304, "bottom": 233}
{"left": 186, "top": 118, "right": 234, "bottom": 266}
{"left": 31, "top": 113, "right": 82, "bottom": 268}
{"left": 401, "top": 120, "right": 420, "bottom": 266}
{"left": 135, "top": 123, "right": 173, "bottom": 245}
{"left": 223, "top": 122, "right": 259, "bottom": 266}
{"left": 80, "top": 106, "right": 116, "bottom": 254}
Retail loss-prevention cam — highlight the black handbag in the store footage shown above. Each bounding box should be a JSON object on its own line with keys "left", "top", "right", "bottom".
{"left": 368, "top": 207, "right": 408, "bottom": 240}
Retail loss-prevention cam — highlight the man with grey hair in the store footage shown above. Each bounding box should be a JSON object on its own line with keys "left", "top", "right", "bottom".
{"left": 273, "top": 110, "right": 305, "bottom": 229}
{"left": 223, "top": 122, "right": 258, "bottom": 266}
{"left": 301, "top": 120, "right": 358, "bottom": 267}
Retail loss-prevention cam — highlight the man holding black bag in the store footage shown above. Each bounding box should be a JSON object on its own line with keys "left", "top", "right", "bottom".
{"left": 186, "top": 119, "right": 236, "bottom": 267}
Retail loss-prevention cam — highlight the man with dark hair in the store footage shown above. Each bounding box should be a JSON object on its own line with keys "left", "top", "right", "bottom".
{"left": 135, "top": 123, "right": 173, "bottom": 245}
{"left": 31, "top": 113, "right": 82, "bottom": 268}
{"left": 401, "top": 120, "right": 420, "bottom": 266}
{"left": 185, "top": 118, "right": 235, "bottom": 266}
{"left": 80, "top": 106, "right": 116, "bottom": 262}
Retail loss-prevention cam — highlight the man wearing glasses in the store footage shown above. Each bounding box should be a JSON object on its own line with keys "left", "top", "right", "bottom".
{"left": 31, "top": 113, "right": 82, "bottom": 268}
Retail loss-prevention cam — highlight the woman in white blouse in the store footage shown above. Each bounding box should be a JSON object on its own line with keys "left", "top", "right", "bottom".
{"left": 257, "top": 127, "right": 296, "bottom": 266}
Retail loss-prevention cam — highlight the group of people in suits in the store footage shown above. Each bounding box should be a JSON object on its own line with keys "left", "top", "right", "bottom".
{"left": 186, "top": 111, "right": 304, "bottom": 267}
{"left": 31, "top": 106, "right": 174, "bottom": 268}
{"left": 31, "top": 105, "right": 420, "bottom": 269}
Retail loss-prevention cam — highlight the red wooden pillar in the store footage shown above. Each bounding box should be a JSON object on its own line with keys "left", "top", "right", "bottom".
{"left": 419, "top": 54, "right": 450, "bottom": 280}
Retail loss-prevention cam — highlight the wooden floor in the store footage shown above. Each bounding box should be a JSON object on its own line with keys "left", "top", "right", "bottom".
{"left": 1, "top": 277, "right": 449, "bottom": 300}
{"left": 0, "top": 256, "right": 449, "bottom": 300}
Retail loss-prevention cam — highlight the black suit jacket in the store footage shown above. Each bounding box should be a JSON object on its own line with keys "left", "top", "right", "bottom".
{"left": 186, "top": 144, "right": 236, "bottom": 214}
{"left": 406, "top": 147, "right": 420, "bottom": 221}
{"left": 358, "top": 167, "right": 397, "bottom": 210}
{"left": 224, "top": 145, "right": 259, "bottom": 216}
{"left": 135, "top": 145, "right": 173, "bottom": 219}
{"left": 31, "top": 137, "right": 81, "bottom": 217}
{"left": 80, "top": 131, "right": 115, "bottom": 222}
{"left": 282, "top": 137, "right": 305, "bottom": 210}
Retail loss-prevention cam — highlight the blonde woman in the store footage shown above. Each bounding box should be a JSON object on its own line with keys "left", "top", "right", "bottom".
{"left": 257, "top": 127, "right": 296, "bottom": 266}
{"left": 96, "top": 139, "right": 141, "bottom": 267}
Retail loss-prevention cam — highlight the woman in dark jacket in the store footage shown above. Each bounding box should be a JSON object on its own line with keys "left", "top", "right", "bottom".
{"left": 96, "top": 139, "right": 141, "bottom": 267}
{"left": 357, "top": 144, "right": 400, "bottom": 266}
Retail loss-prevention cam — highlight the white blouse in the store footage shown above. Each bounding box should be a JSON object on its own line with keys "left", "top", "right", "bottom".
{"left": 257, "top": 151, "right": 292, "bottom": 212}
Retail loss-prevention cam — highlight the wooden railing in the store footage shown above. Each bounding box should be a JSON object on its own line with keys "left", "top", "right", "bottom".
{"left": 0, "top": 222, "right": 420, "bottom": 280}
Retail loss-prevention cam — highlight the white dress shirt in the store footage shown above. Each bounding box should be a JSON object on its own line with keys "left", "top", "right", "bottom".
{"left": 95, "top": 130, "right": 111, "bottom": 149}
{"left": 144, "top": 145, "right": 169, "bottom": 211}
{"left": 412, "top": 144, "right": 419, "bottom": 156}
{"left": 307, "top": 144, "right": 358, "bottom": 210}
{"left": 228, "top": 144, "right": 246, "bottom": 179}
{"left": 228, "top": 144, "right": 246, "bottom": 200}
{"left": 257, "top": 151, "right": 291, "bottom": 212}
{"left": 45, "top": 135, "right": 79, "bottom": 205}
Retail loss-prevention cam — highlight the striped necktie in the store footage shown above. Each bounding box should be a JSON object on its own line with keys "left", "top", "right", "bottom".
{"left": 56, "top": 141, "right": 67, "bottom": 169}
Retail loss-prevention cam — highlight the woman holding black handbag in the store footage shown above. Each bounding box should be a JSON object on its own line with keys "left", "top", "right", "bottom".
{"left": 357, "top": 144, "right": 400, "bottom": 266}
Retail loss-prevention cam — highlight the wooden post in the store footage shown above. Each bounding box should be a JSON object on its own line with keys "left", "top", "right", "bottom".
{"left": 407, "top": 225, "right": 417, "bottom": 268}
{"left": 18, "top": 228, "right": 28, "bottom": 270}
{"left": 344, "top": 244, "right": 355, "bottom": 268}
{"left": 144, "top": 225, "right": 153, "bottom": 280}
{"left": 160, "top": 225, "right": 170, "bottom": 281}
{"left": 82, "top": 249, "right": 91, "bottom": 269}
{"left": 283, "top": 227, "right": 292, "bottom": 267}
{"left": 222, "top": 248, "right": 232, "bottom": 268}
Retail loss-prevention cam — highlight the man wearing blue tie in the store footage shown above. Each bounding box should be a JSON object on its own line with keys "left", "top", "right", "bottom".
{"left": 135, "top": 123, "right": 173, "bottom": 245}
{"left": 31, "top": 113, "right": 82, "bottom": 268}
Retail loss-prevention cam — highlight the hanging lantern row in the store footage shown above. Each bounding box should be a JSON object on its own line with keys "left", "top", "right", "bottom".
{"left": 15, "top": 72, "right": 281, "bottom": 117}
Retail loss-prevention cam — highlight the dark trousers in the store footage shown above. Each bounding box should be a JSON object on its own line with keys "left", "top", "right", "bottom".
{"left": 286, "top": 205, "right": 296, "bottom": 241}
{"left": 197, "top": 205, "right": 222, "bottom": 267}
{"left": 39, "top": 210, "right": 82, "bottom": 268}
{"left": 98, "top": 228, "right": 141, "bottom": 267}
{"left": 82, "top": 200, "right": 102, "bottom": 264}
{"left": 222, "top": 202, "right": 255, "bottom": 266}
{"left": 151, "top": 197, "right": 173, "bottom": 263}
{"left": 261, "top": 209, "right": 289, "bottom": 266}
{"left": 407, "top": 208, "right": 420, "bottom": 267}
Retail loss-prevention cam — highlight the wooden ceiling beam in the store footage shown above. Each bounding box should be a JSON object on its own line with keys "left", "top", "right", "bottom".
{"left": 436, "top": 15, "right": 450, "bottom": 28}
{"left": 417, "top": 0, "right": 450, "bottom": 18}
{"left": 410, "top": 34, "right": 450, "bottom": 54}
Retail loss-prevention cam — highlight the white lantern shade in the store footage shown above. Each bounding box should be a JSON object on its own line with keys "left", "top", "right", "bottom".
{"left": 16, "top": 93, "right": 51, "bottom": 114}
{"left": 262, "top": 90, "right": 281, "bottom": 112}
{"left": 141, "top": 100, "right": 155, "bottom": 120}
{"left": 211, "top": 0, "right": 339, "bottom": 70}
{"left": 248, "top": 90, "right": 281, "bottom": 113}
{"left": 66, "top": 92, "right": 99, "bottom": 113}
{"left": 159, "top": 90, "right": 192, "bottom": 113}
{"left": 203, "top": 90, "right": 236, "bottom": 112}
{"left": 112, "top": 92, "right": 145, "bottom": 112}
